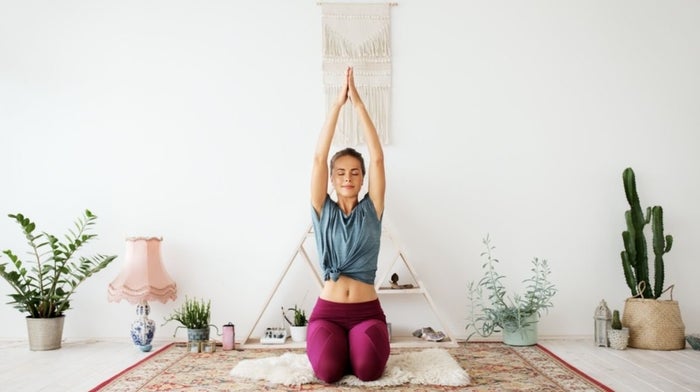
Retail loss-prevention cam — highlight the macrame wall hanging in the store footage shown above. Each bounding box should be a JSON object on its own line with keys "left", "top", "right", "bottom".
{"left": 320, "top": 2, "right": 394, "bottom": 146}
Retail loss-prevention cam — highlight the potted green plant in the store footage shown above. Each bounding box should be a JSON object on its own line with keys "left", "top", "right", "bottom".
{"left": 619, "top": 167, "right": 685, "bottom": 350}
{"left": 0, "top": 210, "right": 117, "bottom": 350}
{"left": 608, "top": 310, "right": 629, "bottom": 350}
{"left": 283, "top": 304, "right": 308, "bottom": 342}
{"left": 466, "top": 235, "right": 557, "bottom": 346}
{"left": 162, "top": 296, "right": 217, "bottom": 341}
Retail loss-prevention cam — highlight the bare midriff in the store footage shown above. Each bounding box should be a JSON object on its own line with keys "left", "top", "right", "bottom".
{"left": 320, "top": 275, "right": 378, "bottom": 303}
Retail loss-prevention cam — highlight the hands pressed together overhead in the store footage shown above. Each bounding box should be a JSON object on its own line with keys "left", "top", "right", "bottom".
{"left": 335, "top": 66, "right": 364, "bottom": 108}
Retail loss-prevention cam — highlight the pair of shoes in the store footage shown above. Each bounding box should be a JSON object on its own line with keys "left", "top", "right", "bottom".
{"left": 412, "top": 327, "right": 433, "bottom": 337}
{"left": 412, "top": 327, "right": 446, "bottom": 342}
{"left": 424, "top": 331, "right": 446, "bottom": 342}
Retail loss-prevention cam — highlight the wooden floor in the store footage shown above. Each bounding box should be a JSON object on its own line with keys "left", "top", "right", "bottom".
{"left": 542, "top": 338, "right": 700, "bottom": 391}
{"left": 1, "top": 337, "right": 698, "bottom": 391}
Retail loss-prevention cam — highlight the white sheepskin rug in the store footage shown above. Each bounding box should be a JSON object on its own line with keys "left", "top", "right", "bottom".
{"left": 230, "top": 348, "right": 470, "bottom": 387}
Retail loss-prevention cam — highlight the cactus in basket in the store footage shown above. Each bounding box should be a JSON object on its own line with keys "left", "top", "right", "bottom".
{"left": 620, "top": 167, "right": 673, "bottom": 299}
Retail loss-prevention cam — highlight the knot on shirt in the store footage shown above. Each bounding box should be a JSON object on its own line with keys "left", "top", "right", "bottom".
{"left": 328, "top": 268, "right": 341, "bottom": 282}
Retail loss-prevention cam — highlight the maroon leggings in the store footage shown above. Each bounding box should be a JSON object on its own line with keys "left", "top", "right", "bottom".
{"left": 306, "top": 298, "right": 390, "bottom": 383}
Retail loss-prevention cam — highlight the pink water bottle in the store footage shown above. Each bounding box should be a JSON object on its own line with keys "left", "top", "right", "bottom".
{"left": 223, "top": 322, "right": 235, "bottom": 351}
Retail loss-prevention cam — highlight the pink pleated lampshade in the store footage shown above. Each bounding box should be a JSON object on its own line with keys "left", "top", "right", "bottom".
{"left": 108, "top": 236, "right": 177, "bottom": 304}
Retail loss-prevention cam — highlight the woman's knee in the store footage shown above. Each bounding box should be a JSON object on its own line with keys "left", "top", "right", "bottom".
{"left": 348, "top": 319, "right": 389, "bottom": 349}
{"left": 348, "top": 319, "right": 390, "bottom": 381}
{"left": 306, "top": 320, "right": 349, "bottom": 383}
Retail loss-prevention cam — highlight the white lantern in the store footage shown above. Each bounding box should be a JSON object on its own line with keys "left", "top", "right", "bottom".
{"left": 594, "top": 299, "right": 612, "bottom": 347}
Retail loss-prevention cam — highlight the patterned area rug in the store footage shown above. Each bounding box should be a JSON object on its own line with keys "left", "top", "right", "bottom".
{"left": 91, "top": 342, "right": 612, "bottom": 391}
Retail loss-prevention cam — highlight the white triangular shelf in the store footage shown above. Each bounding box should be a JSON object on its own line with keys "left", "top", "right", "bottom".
{"left": 242, "top": 221, "right": 457, "bottom": 348}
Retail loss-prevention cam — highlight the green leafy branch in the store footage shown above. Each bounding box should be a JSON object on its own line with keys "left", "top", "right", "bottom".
{"left": 0, "top": 210, "right": 116, "bottom": 318}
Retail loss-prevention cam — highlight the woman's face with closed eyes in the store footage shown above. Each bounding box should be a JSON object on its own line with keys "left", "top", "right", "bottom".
{"left": 331, "top": 155, "right": 364, "bottom": 198}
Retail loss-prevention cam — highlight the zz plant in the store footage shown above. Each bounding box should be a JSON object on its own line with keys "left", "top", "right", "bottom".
{"left": 0, "top": 210, "right": 116, "bottom": 318}
{"left": 620, "top": 167, "right": 673, "bottom": 299}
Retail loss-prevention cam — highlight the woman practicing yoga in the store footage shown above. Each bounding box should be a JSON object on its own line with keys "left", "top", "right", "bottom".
{"left": 307, "top": 66, "right": 390, "bottom": 383}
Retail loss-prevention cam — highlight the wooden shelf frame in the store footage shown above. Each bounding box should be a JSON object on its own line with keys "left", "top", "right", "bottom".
{"left": 241, "top": 221, "right": 457, "bottom": 348}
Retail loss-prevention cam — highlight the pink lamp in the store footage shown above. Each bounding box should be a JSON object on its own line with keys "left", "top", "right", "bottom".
{"left": 108, "top": 236, "right": 177, "bottom": 352}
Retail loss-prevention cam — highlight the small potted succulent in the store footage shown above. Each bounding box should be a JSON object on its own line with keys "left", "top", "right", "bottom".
{"left": 283, "top": 305, "right": 308, "bottom": 342}
{"left": 163, "top": 296, "right": 217, "bottom": 342}
{"left": 608, "top": 310, "right": 629, "bottom": 350}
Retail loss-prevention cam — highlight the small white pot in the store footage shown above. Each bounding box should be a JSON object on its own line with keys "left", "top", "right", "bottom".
{"left": 290, "top": 325, "right": 307, "bottom": 342}
{"left": 608, "top": 328, "right": 630, "bottom": 350}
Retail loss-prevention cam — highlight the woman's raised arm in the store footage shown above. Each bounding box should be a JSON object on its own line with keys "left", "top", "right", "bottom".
{"left": 347, "top": 67, "right": 385, "bottom": 218}
{"left": 311, "top": 68, "right": 350, "bottom": 216}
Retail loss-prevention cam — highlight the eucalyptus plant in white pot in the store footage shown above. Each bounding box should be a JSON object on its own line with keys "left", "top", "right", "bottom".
{"left": 466, "top": 235, "right": 557, "bottom": 346}
{"left": 0, "top": 210, "right": 117, "bottom": 350}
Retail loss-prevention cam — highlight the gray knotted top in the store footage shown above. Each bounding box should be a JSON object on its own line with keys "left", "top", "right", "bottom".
{"left": 311, "top": 194, "right": 382, "bottom": 285}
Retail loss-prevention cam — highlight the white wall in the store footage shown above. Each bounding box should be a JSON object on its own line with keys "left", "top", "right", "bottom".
{"left": 1, "top": 0, "right": 699, "bottom": 342}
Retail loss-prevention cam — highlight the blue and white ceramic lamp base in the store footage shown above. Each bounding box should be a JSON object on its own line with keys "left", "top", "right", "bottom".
{"left": 130, "top": 301, "right": 156, "bottom": 352}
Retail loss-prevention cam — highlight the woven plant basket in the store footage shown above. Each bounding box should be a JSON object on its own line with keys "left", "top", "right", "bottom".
{"left": 622, "top": 286, "right": 685, "bottom": 350}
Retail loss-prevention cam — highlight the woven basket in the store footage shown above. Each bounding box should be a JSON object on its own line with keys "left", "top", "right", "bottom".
{"left": 622, "top": 297, "right": 685, "bottom": 350}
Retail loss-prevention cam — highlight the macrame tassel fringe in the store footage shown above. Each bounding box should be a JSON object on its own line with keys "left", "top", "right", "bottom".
{"left": 325, "top": 85, "right": 389, "bottom": 146}
{"left": 321, "top": 3, "right": 392, "bottom": 146}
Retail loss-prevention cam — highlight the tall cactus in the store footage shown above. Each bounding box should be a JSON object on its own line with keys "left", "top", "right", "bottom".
{"left": 651, "top": 205, "right": 673, "bottom": 297}
{"left": 620, "top": 167, "right": 673, "bottom": 299}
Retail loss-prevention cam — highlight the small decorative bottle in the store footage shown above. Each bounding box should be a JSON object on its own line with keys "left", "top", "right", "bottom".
{"left": 222, "top": 322, "right": 235, "bottom": 351}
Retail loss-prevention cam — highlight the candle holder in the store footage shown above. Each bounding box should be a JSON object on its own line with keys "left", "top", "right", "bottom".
{"left": 594, "top": 299, "right": 612, "bottom": 347}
